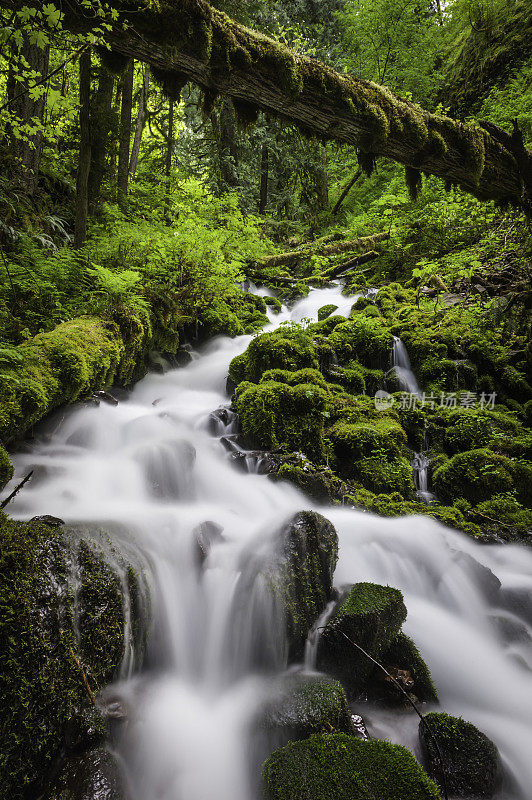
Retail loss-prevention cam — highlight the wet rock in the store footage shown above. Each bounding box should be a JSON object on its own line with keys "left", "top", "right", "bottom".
{"left": 208, "top": 406, "right": 239, "bottom": 435}
{"left": 316, "top": 582, "right": 407, "bottom": 700}
{"left": 261, "top": 673, "right": 354, "bottom": 747}
{"left": 93, "top": 391, "right": 119, "bottom": 406}
{"left": 0, "top": 513, "right": 147, "bottom": 798}
{"left": 451, "top": 552, "right": 501, "bottom": 604}
{"left": 350, "top": 713, "right": 369, "bottom": 739}
{"left": 193, "top": 520, "right": 225, "bottom": 565}
{"left": 365, "top": 632, "right": 438, "bottom": 706}
{"left": 30, "top": 514, "right": 65, "bottom": 527}
{"left": 64, "top": 707, "right": 106, "bottom": 752}
{"left": 229, "top": 450, "right": 280, "bottom": 475}
{"left": 419, "top": 711, "right": 500, "bottom": 798}
{"left": 219, "top": 434, "right": 244, "bottom": 452}
{"left": 175, "top": 348, "right": 193, "bottom": 367}
{"left": 262, "top": 732, "right": 440, "bottom": 800}
{"left": 267, "top": 511, "right": 338, "bottom": 661}
{"left": 48, "top": 748, "right": 126, "bottom": 800}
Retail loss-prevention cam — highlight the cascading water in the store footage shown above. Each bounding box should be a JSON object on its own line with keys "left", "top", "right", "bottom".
{"left": 3, "top": 283, "right": 532, "bottom": 800}
{"left": 391, "top": 335, "right": 422, "bottom": 396}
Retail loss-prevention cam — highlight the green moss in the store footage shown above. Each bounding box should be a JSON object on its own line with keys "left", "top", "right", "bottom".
{"left": 356, "top": 455, "right": 414, "bottom": 497}
{"left": 0, "top": 512, "right": 145, "bottom": 797}
{"left": 476, "top": 493, "right": 532, "bottom": 534}
{"left": 317, "top": 304, "right": 339, "bottom": 321}
{"left": 229, "top": 326, "right": 318, "bottom": 385}
{"left": 419, "top": 712, "right": 500, "bottom": 798}
{"left": 330, "top": 418, "right": 407, "bottom": 469}
{"left": 328, "top": 317, "right": 393, "bottom": 368}
{"left": 234, "top": 380, "right": 327, "bottom": 461}
{"left": 262, "top": 732, "right": 440, "bottom": 800}
{"left": 376, "top": 633, "right": 438, "bottom": 704}
{"left": 274, "top": 460, "right": 342, "bottom": 503}
{"left": 316, "top": 582, "right": 407, "bottom": 699}
{"left": 0, "top": 445, "right": 13, "bottom": 489}
{"left": 433, "top": 447, "right": 527, "bottom": 505}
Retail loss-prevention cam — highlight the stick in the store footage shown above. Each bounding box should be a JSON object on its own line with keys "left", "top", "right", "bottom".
{"left": 69, "top": 647, "right": 97, "bottom": 706}
{"left": 332, "top": 168, "right": 362, "bottom": 215}
{"left": 0, "top": 470, "right": 33, "bottom": 509}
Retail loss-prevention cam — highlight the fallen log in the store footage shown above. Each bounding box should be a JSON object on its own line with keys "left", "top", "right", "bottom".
{"left": 324, "top": 250, "right": 380, "bottom": 279}
{"left": 332, "top": 169, "right": 363, "bottom": 215}
{"left": 258, "top": 232, "right": 389, "bottom": 270}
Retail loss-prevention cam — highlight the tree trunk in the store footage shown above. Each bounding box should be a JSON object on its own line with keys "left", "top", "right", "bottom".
{"left": 332, "top": 169, "right": 362, "bottom": 215}
{"left": 129, "top": 66, "right": 150, "bottom": 180}
{"left": 164, "top": 98, "right": 174, "bottom": 219}
{"left": 109, "top": 80, "right": 122, "bottom": 182}
{"left": 315, "top": 143, "right": 329, "bottom": 209}
{"left": 74, "top": 48, "right": 92, "bottom": 249}
{"left": 219, "top": 96, "right": 239, "bottom": 188}
{"left": 117, "top": 58, "right": 134, "bottom": 202}
{"left": 87, "top": 61, "right": 115, "bottom": 213}
{"left": 259, "top": 143, "right": 269, "bottom": 213}
{"left": 7, "top": 39, "right": 50, "bottom": 194}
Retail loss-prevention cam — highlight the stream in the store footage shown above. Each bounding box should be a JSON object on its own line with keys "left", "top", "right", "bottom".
{"left": 5, "top": 284, "right": 532, "bottom": 800}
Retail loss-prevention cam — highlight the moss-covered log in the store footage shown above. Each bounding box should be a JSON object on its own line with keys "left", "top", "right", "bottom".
{"left": 257, "top": 233, "right": 389, "bottom": 270}
{"left": 6, "top": 0, "right": 530, "bottom": 208}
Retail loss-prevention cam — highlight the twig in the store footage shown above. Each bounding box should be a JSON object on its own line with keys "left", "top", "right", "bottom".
{"left": 322, "top": 627, "right": 449, "bottom": 800}
{"left": 0, "top": 470, "right": 33, "bottom": 509}
{"left": 69, "top": 647, "right": 97, "bottom": 706}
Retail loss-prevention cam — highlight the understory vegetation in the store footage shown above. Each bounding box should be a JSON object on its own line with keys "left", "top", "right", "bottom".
{"left": 0, "top": 0, "right": 531, "bottom": 797}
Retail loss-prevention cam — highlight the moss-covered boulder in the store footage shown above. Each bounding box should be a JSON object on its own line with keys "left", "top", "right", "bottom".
{"left": 0, "top": 444, "right": 13, "bottom": 489}
{"left": 267, "top": 511, "right": 338, "bottom": 661}
{"left": 229, "top": 326, "right": 318, "bottom": 386}
{"left": 328, "top": 317, "right": 393, "bottom": 368}
{"left": 262, "top": 732, "right": 440, "bottom": 800}
{"left": 330, "top": 418, "right": 407, "bottom": 467}
{"left": 366, "top": 633, "right": 438, "bottom": 705}
{"left": 316, "top": 582, "right": 407, "bottom": 699}
{"left": 419, "top": 712, "right": 500, "bottom": 798}
{"left": 262, "top": 673, "right": 353, "bottom": 746}
{"left": 234, "top": 380, "right": 328, "bottom": 462}
{"left": 48, "top": 748, "right": 125, "bottom": 800}
{"left": 433, "top": 448, "right": 531, "bottom": 505}
{"left": 273, "top": 456, "right": 343, "bottom": 503}
{"left": 0, "top": 512, "right": 147, "bottom": 798}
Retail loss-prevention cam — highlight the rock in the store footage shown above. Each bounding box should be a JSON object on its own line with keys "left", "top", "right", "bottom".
{"left": 175, "top": 348, "right": 193, "bottom": 367}
{"left": 48, "top": 748, "right": 126, "bottom": 800}
{"left": 419, "top": 712, "right": 500, "bottom": 798}
{"left": 193, "top": 520, "right": 225, "bottom": 565}
{"left": 93, "top": 391, "right": 119, "bottom": 406}
{"left": 208, "top": 406, "right": 239, "bottom": 435}
{"left": 317, "top": 303, "right": 339, "bottom": 321}
{"left": 261, "top": 673, "right": 354, "bottom": 747}
{"left": 267, "top": 511, "right": 339, "bottom": 661}
{"left": 63, "top": 707, "right": 106, "bottom": 752}
{"left": 365, "top": 632, "right": 438, "bottom": 706}
{"left": 261, "top": 732, "right": 440, "bottom": 800}
{"left": 30, "top": 514, "right": 65, "bottom": 527}
{"left": 316, "top": 582, "right": 407, "bottom": 699}
{"left": 0, "top": 513, "right": 147, "bottom": 799}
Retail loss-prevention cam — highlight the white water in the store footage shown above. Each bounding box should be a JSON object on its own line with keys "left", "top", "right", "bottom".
{"left": 391, "top": 335, "right": 422, "bottom": 396}
{"left": 3, "top": 284, "right": 532, "bottom": 799}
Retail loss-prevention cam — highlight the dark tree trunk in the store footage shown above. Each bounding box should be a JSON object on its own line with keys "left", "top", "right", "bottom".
{"left": 7, "top": 39, "right": 50, "bottom": 194}
{"left": 74, "top": 48, "right": 92, "bottom": 249}
{"left": 219, "top": 97, "right": 239, "bottom": 187}
{"left": 109, "top": 80, "right": 122, "bottom": 182}
{"left": 129, "top": 66, "right": 150, "bottom": 180}
{"left": 164, "top": 98, "right": 174, "bottom": 219}
{"left": 259, "top": 143, "right": 269, "bottom": 214}
{"left": 332, "top": 169, "right": 362, "bottom": 215}
{"left": 87, "top": 61, "right": 115, "bottom": 213}
{"left": 117, "top": 58, "right": 134, "bottom": 202}
{"left": 316, "top": 143, "right": 329, "bottom": 209}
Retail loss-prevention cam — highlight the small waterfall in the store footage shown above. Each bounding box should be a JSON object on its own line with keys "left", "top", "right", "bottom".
{"left": 390, "top": 335, "right": 421, "bottom": 396}
{"left": 303, "top": 600, "right": 337, "bottom": 671}
{"left": 412, "top": 451, "right": 435, "bottom": 504}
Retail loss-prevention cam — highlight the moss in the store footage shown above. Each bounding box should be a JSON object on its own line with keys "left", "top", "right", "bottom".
{"left": 267, "top": 511, "right": 338, "bottom": 660}
{"left": 330, "top": 418, "right": 407, "bottom": 468}
{"left": 356, "top": 455, "right": 414, "bottom": 497}
{"left": 433, "top": 447, "right": 528, "bottom": 505}
{"left": 317, "top": 304, "right": 339, "bottom": 321}
{"left": 234, "top": 380, "right": 327, "bottom": 461}
{"left": 328, "top": 317, "right": 393, "bottom": 368}
{"left": 262, "top": 732, "right": 440, "bottom": 800}
{"left": 371, "top": 633, "right": 438, "bottom": 705}
{"left": 274, "top": 460, "right": 342, "bottom": 503}
{"left": 316, "top": 582, "right": 407, "bottom": 699}
{"left": 419, "top": 712, "right": 500, "bottom": 798}
{"left": 405, "top": 166, "right": 423, "bottom": 200}
{"left": 229, "top": 326, "right": 318, "bottom": 385}
{"left": 444, "top": 414, "right": 491, "bottom": 453}
{"left": 264, "top": 296, "right": 283, "bottom": 312}
{"left": 0, "top": 445, "right": 13, "bottom": 489}
{"left": 476, "top": 493, "right": 532, "bottom": 534}
{"left": 0, "top": 512, "right": 145, "bottom": 797}
{"left": 263, "top": 674, "right": 353, "bottom": 745}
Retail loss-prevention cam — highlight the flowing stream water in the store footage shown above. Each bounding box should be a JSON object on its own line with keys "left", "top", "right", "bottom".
{"left": 4, "top": 284, "right": 532, "bottom": 800}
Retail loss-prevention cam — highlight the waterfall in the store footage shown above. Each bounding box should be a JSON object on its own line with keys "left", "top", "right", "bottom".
{"left": 391, "top": 335, "right": 422, "bottom": 396}
{"left": 3, "top": 283, "right": 532, "bottom": 800}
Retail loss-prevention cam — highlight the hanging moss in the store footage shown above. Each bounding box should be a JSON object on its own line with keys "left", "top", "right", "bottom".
{"left": 405, "top": 166, "right": 423, "bottom": 200}
{"left": 151, "top": 66, "right": 189, "bottom": 100}
{"left": 233, "top": 97, "right": 260, "bottom": 128}
{"left": 97, "top": 48, "right": 130, "bottom": 75}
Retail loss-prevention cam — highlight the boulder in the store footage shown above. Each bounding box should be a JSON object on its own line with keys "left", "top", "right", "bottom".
{"left": 316, "top": 582, "right": 407, "bottom": 699}
{"left": 0, "top": 512, "right": 147, "bottom": 799}
{"left": 193, "top": 520, "right": 225, "bottom": 565}
{"left": 261, "top": 673, "right": 353, "bottom": 747}
{"left": 419, "top": 711, "right": 500, "bottom": 798}
{"left": 48, "top": 748, "right": 126, "bottom": 800}
{"left": 267, "top": 511, "right": 339, "bottom": 661}
{"left": 365, "top": 632, "right": 438, "bottom": 706}
{"left": 262, "top": 732, "right": 440, "bottom": 800}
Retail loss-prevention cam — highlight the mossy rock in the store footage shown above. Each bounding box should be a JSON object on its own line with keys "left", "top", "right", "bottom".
{"left": 262, "top": 732, "right": 440, "bottom": 800}
{"left": 229, "top": 327, "right": 318, "bottom": 386}
{"left": 266, "top": 511, "right": 338, "bottom": 661}
{"left": 355, "top": 455, "right": 414, "bottom": 497}
{"left": 419, "top": 712, "right": 500, "bottom": 798}
{"left": 264, "top": 296, "right": 283, "bottom": 312}
{"left": 330, "top": 418, "right": 407, "bottom": 470}
{"left": 234, "top": 380, "right": 327, "bottom": 462}
{"left": 366, "top": 632, "right": 438, "bottom": 706}
{"left": 273, "top": 458, "right": 343, "bottom": 503}
{"left": 262, "top": 673, "right": 353, "bottom": 746}
{"left": 0, "top": 512, "right": 147, "bottom": 797}
{"left": 433, "top": 448, "right": 529, "bottom": 505}
{"left": 328, "top": 317, "right": 393, "bottom": 369}
{"left": 317, "top": 304, "right": 339, "bottom": 321}
{"left": 316, "top": 582, "right": 407, "bottom": 699}
{"left": 48, "top": 747, "right": 125, "bottom": 800}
